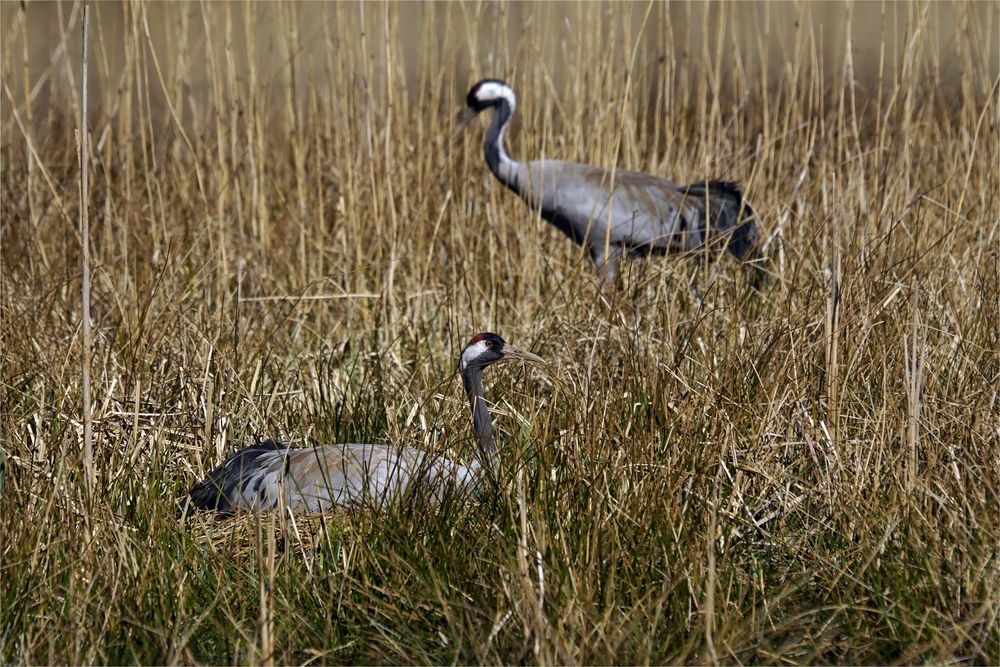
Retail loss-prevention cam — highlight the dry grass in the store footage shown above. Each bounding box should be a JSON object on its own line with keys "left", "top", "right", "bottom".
{"left": 2, "top": 1, "right": 998, "bottom": 664}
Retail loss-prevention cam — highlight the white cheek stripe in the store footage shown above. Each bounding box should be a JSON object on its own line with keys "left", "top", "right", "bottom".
{"left": 460, "top": 340, "right": 491, "bottom": 369}
{"left": 475, "top": 82, "right": 516, "bottom": 112}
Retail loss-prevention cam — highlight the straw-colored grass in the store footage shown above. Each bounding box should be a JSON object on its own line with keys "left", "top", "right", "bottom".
{"left": 2, "top": 2, "right": 997, "bottom": 664}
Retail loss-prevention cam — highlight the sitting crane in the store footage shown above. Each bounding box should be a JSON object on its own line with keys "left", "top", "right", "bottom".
{"left": 459, "top": 78, "right": 767, "bottom": 286}
{"left": 186, "top": 333, "right": 543, "bottom": 512}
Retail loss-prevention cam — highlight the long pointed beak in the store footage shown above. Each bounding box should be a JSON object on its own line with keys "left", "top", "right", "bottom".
{"left": 455, "top": 106, "right": 479, "bottom": 132}
{"left": 500, "top": 344, "right": 545, "bottom": 365}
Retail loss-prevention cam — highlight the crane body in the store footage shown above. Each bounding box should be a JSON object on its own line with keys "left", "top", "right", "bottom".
{"left": 187, "top": 440, "right": 481, "bottom": 512}
{"left": 186, "top": 333, "right": 541, "bottom": 513}
{"left": 461, "top": 79, "right": 766, "bottom": 284}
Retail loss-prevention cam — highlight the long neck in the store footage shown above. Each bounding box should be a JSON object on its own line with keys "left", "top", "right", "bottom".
{"left": 484, "top": 100, "right": 520, "bottom": 190}
{"left": 461, "top": 367, "right": 498, "bottom": 467}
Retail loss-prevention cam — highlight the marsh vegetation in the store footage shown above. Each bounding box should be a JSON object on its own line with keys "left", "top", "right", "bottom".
{"left": 2, "top": 2, "right": 997, "bottom": 663}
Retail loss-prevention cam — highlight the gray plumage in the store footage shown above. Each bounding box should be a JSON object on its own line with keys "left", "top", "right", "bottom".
{"left": 186, "top": 440, "right": 480, "bottom": 512}
{"left": 186, "top": 333, "right": 542, "bottom": 513}
{"left": 461, "top": 79, "right": 767, "bottom": 285}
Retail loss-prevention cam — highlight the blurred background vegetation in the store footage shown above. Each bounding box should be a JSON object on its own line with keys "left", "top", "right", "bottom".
{"left": 5, "top": 2, "right": 997, "bottom": 126}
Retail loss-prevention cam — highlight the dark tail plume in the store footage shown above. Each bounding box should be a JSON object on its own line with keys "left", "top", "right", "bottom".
{"left": 687, "top": 180, "right": 768, "bottom": 289}
{"left": 187, "top": 440, "right": 288, "bottom": 513}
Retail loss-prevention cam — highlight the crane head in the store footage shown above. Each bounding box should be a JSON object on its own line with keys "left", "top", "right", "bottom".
{"left": 457, "top": 79, "right": 517, "bottom": 129}
{"left": 460, "top": 332, "right": 543, "bottom": 372}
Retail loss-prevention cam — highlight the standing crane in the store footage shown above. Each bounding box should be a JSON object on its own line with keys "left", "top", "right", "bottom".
{"left": 186, "top": 333, "right": 543, "bottom": 512}
{"left": 459, "top": 78, "right": 767, "bottom": 286}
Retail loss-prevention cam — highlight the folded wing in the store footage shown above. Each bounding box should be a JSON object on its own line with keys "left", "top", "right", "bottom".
{"left": 518, "top": 161, "right": 761, "bottom": 263}
{"left": 187, "top": 440, "right": 480, "bottom": 513}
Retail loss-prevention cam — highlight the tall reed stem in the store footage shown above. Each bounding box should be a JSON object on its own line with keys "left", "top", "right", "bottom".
{"left": 79, "top": 2, "right": 94, "bottom": 492}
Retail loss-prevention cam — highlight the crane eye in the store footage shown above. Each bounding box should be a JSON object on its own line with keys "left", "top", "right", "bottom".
{"left": 484, "top": 341, "right": 492, "bottom": 347}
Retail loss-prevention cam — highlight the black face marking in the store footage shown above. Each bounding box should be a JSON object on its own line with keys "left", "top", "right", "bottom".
{"left": 463, "top": 332, "right": 508, "bottom": 371}
{"left": 466, "top": 78, "right": 510, "bottom": 112}
{"left": 480, "top": 332, "right": 505, "bottom": 349}
{"left": 466, "top": 83, "right": 483, "bottom": 109}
